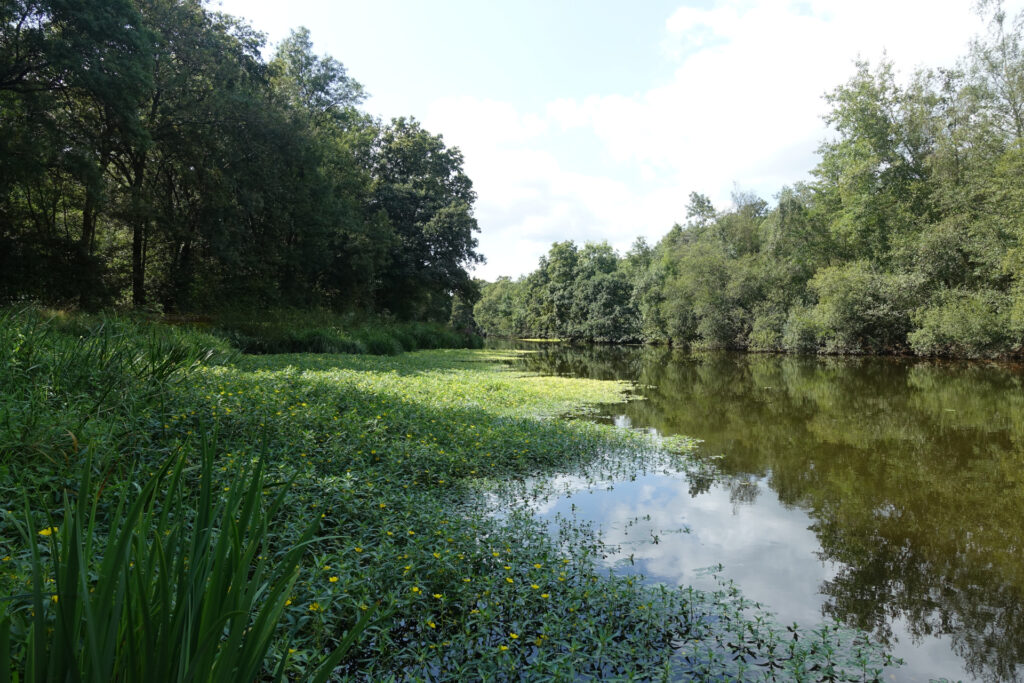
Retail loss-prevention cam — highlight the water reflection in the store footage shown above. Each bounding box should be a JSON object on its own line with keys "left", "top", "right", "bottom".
{"left": 505, "top": 343, "right": 1024, "bottom": 683}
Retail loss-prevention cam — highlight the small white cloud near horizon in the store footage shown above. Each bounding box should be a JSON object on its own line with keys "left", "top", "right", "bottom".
{"left": 428, "top": 0, "right": 1018, "bottom": 282}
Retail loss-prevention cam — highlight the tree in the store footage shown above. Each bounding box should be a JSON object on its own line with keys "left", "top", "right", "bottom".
{"left": 473, "top": 277, "right": 520, "bottom": 337}
{"left": 814, "top": 60, "right": 939, "bottom": 263}
{"left": 269, "top": 27, "right": 365, "bottom": 126}
{"left": 372, "top": 118, "right": 482, "bottom": 320}
{"left": 0, "top": 0, "right": 149, "bottom": 306}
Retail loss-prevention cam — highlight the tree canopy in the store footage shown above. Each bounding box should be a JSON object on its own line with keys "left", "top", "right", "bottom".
{"left": 475, "top": 2, "right": 1024, "bottom": 359}
{"left": 0, "top": 2, "right": 482, "bottom": 321}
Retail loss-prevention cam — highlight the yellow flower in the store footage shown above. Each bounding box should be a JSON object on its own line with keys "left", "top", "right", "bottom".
{"left": 509, "top": 633, "right": 518, "bottom": 639}
{"left": 541, "top": 593, "right": 550, "bottom": 599}
{"left": 285, "top": 598, "right": 293, "bottom": 606}
{"left": 308, "top": 602, "right": 322, "bottom": 612}
{"left": 37, "top": 527, "right": 58, "bottom": 537}
{"left": 498, "top": 645, "right": 509, "bottom": 651}
{"left": 411, "top": 586, "right": 421, "bottom": 594}
{"left": 533, "top": 563, "right": 543, "bottom": 569}
{"left": 329, "top": 576, "right": 339, "bottom": 583}
{"left": 428, "top": 621, "right": 436, "bottom": 629}
{"left": 505, "top": 577, "right": 514, "bottom": 584}
{"left": 531, "top": 584, "right": 540, "bottom": 589}
{"left": 354, "top": 547, "right": 362, "bottom": 553}
{"left": 51, "top": 595, "right": 58, "bottom": 603}
{"left": 433, "top": 593, "right": 443, "bottom": 599}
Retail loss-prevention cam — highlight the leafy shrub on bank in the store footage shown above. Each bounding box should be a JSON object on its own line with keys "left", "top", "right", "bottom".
{"left": 909, "top": 289, "right": 1016, "bottom": 358}
{"left": 782, "top": 304, "right": 822, "bottom": 353}
{"left": 807, "top": 262, "right": 923, "bottom": 354}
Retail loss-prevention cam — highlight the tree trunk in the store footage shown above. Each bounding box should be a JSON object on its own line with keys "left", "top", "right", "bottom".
{"left": 132, "top": 220, "right": 146, "bottom": 307}
{"left": 130, "top": 152, "right": 147, "bottom": 308}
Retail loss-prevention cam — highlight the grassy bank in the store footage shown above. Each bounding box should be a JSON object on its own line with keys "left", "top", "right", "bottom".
{"left": 0, "top": 309, "right": 896, "bottom": 680}
{"left": 207, "top": 308, "right": 482, "bottom": 356}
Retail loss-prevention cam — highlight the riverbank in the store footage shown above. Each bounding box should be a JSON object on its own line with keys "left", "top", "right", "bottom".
{"left": 0, "top": 310, "right": 897, "bottom": 680}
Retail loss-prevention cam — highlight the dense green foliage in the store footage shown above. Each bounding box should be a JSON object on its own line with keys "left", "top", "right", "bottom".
{"left": 208, "top": 309, "right": 482, "bottom": 355}
{"left": 475, "top": 4, "right": 1024, "bottom": 358}
{"left": 0, "top": 309, "right": 898, "bottom": 680}
{"left": 0, "top": 2, "right": 481, "bottom": 320}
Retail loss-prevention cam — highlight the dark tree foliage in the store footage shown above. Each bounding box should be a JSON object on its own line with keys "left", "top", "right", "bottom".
{"left": 370, "top": 117, "right": 482, "bottom": 320}
{"left": 0, "top": 2, "right": 481, "bottom": 320}
{"left": 475, "top": 3, "right": 1024, "bottom": 358}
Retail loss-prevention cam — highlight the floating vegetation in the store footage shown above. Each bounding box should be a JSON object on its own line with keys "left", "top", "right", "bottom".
{"left": 0, "top": 309, "right": 899, "bottom": 680}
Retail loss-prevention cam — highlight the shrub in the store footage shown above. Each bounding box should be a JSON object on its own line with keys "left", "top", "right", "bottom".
{"left": 781, "top": 304, "right": 822, "bottom": 353}
{"left": 807, "top": 262, "right": 923, "bottom": 354}
{"left": 209, "top": 310, "right": 477, "bottom": 356}
{"left": 908, "top": 289, "right": 1014, "bottom": 358}
{"left": 353, "top": 328, "right": 404, "bottom": 356}
{"left": 748, "top": 307, "right": 786, "bottom": 351}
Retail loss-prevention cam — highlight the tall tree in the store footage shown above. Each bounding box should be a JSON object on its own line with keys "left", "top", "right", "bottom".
{"left": 372, "top": 117, "right": 482, "bottom": 319}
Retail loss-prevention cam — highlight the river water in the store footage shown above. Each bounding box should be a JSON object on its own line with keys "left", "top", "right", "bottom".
{"left": 501, "top": 343, "right": 1024, "bottom": 683}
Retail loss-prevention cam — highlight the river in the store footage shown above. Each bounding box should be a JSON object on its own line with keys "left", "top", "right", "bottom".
{"left": 499, "top": 342, "right": 1024, "bottom": 683}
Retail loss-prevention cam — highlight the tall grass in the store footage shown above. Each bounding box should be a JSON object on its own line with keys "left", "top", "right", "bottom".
{"left": 0, "top": 440, "right": 369, "bottom": 682}
{"left": 209, "top": 308, "right": 481, "bottom": 356}
{"left": 0, "top": 308, "right": 233, "bottom": 470}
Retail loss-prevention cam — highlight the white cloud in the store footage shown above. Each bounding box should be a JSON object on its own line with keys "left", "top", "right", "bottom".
{"left": 424, "top": 1, "right": 1023, "bottom": 280}
{"left": 425, "top": 97, "right": 685, "bottom": 280}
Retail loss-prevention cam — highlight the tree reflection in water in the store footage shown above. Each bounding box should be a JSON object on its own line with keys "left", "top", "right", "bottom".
{"left": 502, "top": 342, "right": 1024, "bottom": 683}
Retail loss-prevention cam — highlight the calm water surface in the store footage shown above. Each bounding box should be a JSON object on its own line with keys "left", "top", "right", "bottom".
{"left": 501, "top": 343, "right": 1024, "bottom": 683}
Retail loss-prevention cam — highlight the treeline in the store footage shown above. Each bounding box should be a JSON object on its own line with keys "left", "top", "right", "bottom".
{"left": 1, "top": 0, "right": 480, "bottom": 321}
{"left": 475, "top": 5, "right": 1024, "bottom": 358}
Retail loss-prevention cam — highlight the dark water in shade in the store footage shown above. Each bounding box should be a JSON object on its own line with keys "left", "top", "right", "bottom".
{"left": 498, "top": 342, "right": 1024, "bottom": 683}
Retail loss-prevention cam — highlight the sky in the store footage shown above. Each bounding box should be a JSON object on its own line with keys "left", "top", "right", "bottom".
{"left": 213, "top": 0, "right": 1023, "bottom": 281}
